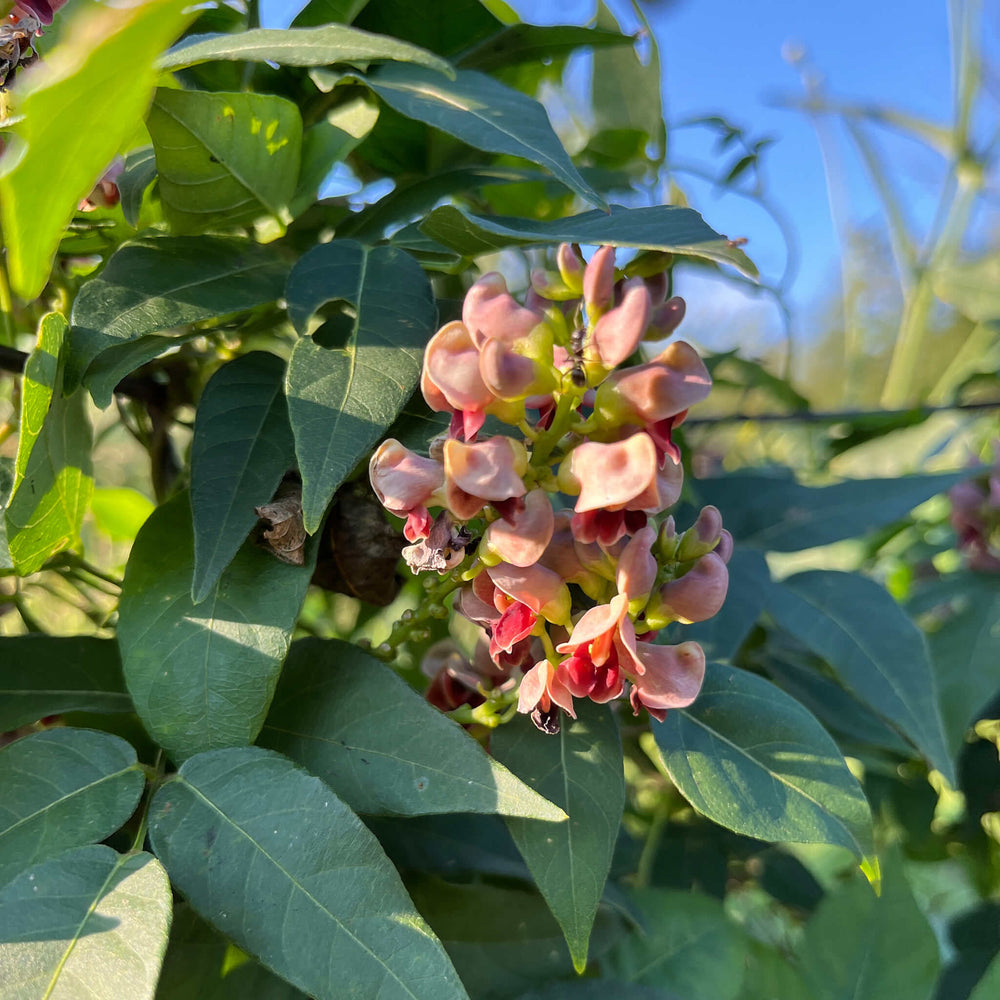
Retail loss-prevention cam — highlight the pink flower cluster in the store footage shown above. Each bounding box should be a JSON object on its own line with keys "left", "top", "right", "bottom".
{"left": 370, "top": 244, "right": 731, "bottom": 733}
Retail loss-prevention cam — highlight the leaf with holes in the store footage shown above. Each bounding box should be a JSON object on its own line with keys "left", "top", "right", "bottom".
{"left": 148, "top": 747, "right": 469, "bottom": 1000}
{"left": 284, "top": 241, "right": 436, "bottom": 532}
{"left": 491, "top": 701, "right": 624, "bottom": 972}
{"left": 147, "top": 88, "right": 302, "bottom": 234}
{"left": 0, "top": 845, "right": 171, "bottom": 1000}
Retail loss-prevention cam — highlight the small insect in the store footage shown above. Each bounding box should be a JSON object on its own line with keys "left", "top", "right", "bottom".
{"left": 569, "top": 326, "right": 587, "bottom": 388}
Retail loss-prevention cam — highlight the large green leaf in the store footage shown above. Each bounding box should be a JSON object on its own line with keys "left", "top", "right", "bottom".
{"left": 68, "top": 234, "right": 288, "bottom": 401}
{"left": 695, "top": 469, "right": 973, "bottom": 551}
{"left": 491, "top": 701, "right": 624, "bottom": 972}
{"left": 358, "top": 63, "right": 604, "bottom": 209}
{"left": 920, "top": 573, "right": 1000, "bottom": 754}
{"left": 458, "top": 22, "right": 632, "bottom": 73}
{"left": 353, "top": 0, "right": 501, "bottom": 57}
{"left": 0, "top": 845, "right": 172, "bottom": 1000}
{"left": 293, "top": 0, "right": 370, "bottom": 28}
{"left": 284, "top": 241, "right": 435, "bottom": 532}
{"left": 766, "top": 571, "right": 953, "bottom": 782}
{"left": 683, "top": 548, "right": 769, "bottom": 662}
{"left": 0, "top": 636, "right": 130, "bottom": 731}
{"left": 604, "top": 889, "right": 746, "bottom": 1000}
{"left": 0, "top": 0, "right": 193, "bottom": 298}
{"left": 13, "top": 313, "right": 66, "bottom": 494}
{"left": 419, "top": 204, "right": 757, "bottom": 276}
{"left": 0, "top": 728, "right": 144, "bottom": 887}
{"left": 259, "top": 638, "right": 565, "bottom": 821}
{"left": 156, "top": 904, "right": 306, "bottom": 1000}
{"left": 522, "top": 985, "right": 681, "bottom": 1000}
{"left": 158, "top": 24, "right": 453, "bottom": 75}
{"left": 798, "top": 862, "right": 939, "bottom": 1000}
{"left": 149, "top": 747, "right": 468, "bottom": 1000}
{"left": 118, "top": 493, "right": 315, "bottom": 763}
{"left": 190, "top": 352, "right": 296, "bottom": 604}
{"left": 147, "top": 88, "right": 302, "bottom": 234}
{"left": 4, "top": 384, "right": 92, "bottom": 576}
{"left": 650, "top": 663, "right": 873, "bottom": 858}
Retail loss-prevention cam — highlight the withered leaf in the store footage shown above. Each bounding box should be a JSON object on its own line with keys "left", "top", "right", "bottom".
{"left": 255, "top": 479, "right": 306, "bottom": 565}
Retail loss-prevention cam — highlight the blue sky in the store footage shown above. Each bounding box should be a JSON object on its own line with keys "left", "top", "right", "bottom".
{"left": 262, "top": 0, "right": 997, "bottom": 353}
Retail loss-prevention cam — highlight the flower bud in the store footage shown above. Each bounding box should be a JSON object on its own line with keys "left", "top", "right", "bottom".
{"left": 557, "top": 243, "right": 585, "bottom": 294}
{"left": 584, "top": 245, "right": 615, "bottom": 317}
{"left": 649, "top": 552, "right": 729, "bottom": 625}
{"left": 645, "top": 296, "right": 686, "bottom": 341}
{"left": 591, "top": 279, "right": 651, "bottom": 368}
{"left": 657, "top": 516, "right": 678, "bottom": 560}
{"left": 676, "top": 505, "right": 724, "bottom": 562}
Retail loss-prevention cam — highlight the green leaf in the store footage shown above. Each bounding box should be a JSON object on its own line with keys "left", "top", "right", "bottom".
{"left": 0, "top": 845, "right": 172, "bottom": 1000}
{"left": 920, "top": 573, "right": 1000, "bottom": 754}
{"left": 405, "top": 875, "right": 626, "bottom": 999}
{"left": 522, "top": 984, "right": 682, "bottom": 1000}
{"left": 649, "top": 663, "right": 873, "bottom": 858}
{"left": 458, "top": 23, "right": 633, "bottom": 72}
{"left": 798, "top": 862, "right": 939, "bottom": 1000}
{"left": 13, "top": 312, "right": 66, "bottom": 494}
{"left": 735, "top": 941, "right": 811, "bottom": 1000}
{"left": 259, "top": 638, "right": 566, "bottom": 821}
{"left": 491, "top": 701, "right": 624, "bottom": 972}
{"left": 291, "top": 95, "right": 380, "bottom": 217}
{"left": 0, "top": 728, "right": 144, "bottom": 887}
{"left": 118, "top": 145, "right": 158, "bottom": 228}
{"left": 763, "top": 654, "right": 914, "bottom": 756}
{"left": 683, "top": 548, "right": 769, "bottom": 661}
{"left": 293, "top": 0, "right": 370, "bottom": 28}
{"left": 340, "top": 164, "right": 545, "bottom": 242}
{"left": 156, "top": 904, "right": 307, "bottom": 1000}
{"left": 766, "top": 571, "right": 953, "bottom": 782}
{"left": 118, "top": 493, "right": 315, "bottom": 763}
{"left": 352, "top": 0, "right": 501, "bottom": 58}
{"left": 90, "top": 487, "right": 155, "bottom": 542}
{"left": 4, "top": 384, "right": 93, "bottom": 576}
{"left": 695, "top": 469, "right": 973, "bottom": 551}
{"left": 592, "top": 2, "right": 664, "bottom": 160}
{"left": 970, "top": 953, "right": 1000, "bottom": 1000}
{"left": 0, "top": 636, "right": 131, "bottom": 731}
{"left": 284, "top": 241, "right": 436, "bottom": 533}
{"left": 358, "top": 64, "right": 604, "bottom": 209}
{"left": 148, "top": 747, "right": 469, "bottom": 1000}
{"left": 0, "top": 0, "right": 193, "bottom": 299}
{"left": 420, "top": 204, "right": 757, "bottom": 277}
{"left": 147, "top": 88, "right": 302, "bottom": 235}
{"left": 68, "top": 234, "right": 288, "bottom": 401}
{"left": 190, "top": 352, "right": 296, "bottom": 604}
{"left": 158, "top": 24, "right": 454, "bottom": 76}
{"left": 604, "top": 889, "right": 746, "bottom": 1000}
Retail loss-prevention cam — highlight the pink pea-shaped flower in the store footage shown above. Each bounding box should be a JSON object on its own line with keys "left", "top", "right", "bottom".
{"left": 463, "top": 272, "right": 543, "bottom": 349}
{"left": 584, "top": 245, "right": 616, "bottom": 317}
{"left": 590, "top": 279, "right": 651, "bottom": 368}
{"left": 482, "top": 489, "right": 555, "bottom": 568}
{"left": 652, "top": 551, "right": 730, "bottom": 624}
{"left": 443, "top": 436, "right": 527, "bottom": 520}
